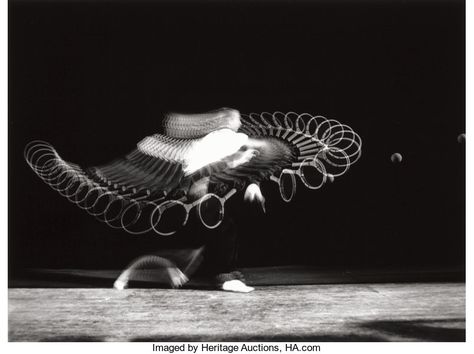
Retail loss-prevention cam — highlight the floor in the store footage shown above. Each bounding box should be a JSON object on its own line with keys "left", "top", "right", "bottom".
{"left": 9, "top": 282, "right": 465, "bottom": 342}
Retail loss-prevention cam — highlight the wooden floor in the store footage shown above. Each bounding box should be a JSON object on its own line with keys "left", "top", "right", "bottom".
{"left": 9, "top": 282, "right": 465, "bottom": 342}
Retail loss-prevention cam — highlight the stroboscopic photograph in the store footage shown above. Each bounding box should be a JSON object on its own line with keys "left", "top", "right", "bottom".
{"left": 9, "top": 0, "right": 465, "bottom": 343}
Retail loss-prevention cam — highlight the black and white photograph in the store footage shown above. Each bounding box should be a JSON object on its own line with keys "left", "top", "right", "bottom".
{"left": 7, "top": 0, "right": 467, "bottom": 347}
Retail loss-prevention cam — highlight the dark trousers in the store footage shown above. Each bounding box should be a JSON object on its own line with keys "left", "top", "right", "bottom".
{"left": 199, "top": 216, "right": 239, "bottom": 276}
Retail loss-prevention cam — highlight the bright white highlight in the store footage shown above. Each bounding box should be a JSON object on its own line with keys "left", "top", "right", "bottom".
{"left": 244, "top": 183, "right": 266, "bottom": 213}
{"left": 221, "top": 279, "right": 255, "bottom": 293}
{"left": 183, "top": 128, "right": 249, "bottom": 175}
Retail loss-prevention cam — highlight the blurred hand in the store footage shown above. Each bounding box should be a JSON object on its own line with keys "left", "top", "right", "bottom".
{"left": 228, "top": 148, "right": 259, "bottom": 168}
{"left": 188, "top": 177, "right": 209, "bottom": 200}
{"left": 167, "top": 267, "right": 189, "bottom": 288}
{"left": 244, "top": 183, "right": 266, "bottom": 213}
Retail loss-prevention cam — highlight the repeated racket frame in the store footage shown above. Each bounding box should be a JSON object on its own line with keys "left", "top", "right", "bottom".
{"left": 24, "top": 112, "right": 362, "bottom": 236}
{"left": 239, "top": 112, "right": 362, "bottom": 202}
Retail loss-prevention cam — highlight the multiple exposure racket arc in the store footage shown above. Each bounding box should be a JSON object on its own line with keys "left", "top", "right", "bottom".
{"left": 24, "top": 111, "right": 362, "bottom": 236}
{"left": 239, "top": 112, "right": 362, "bottom": 202}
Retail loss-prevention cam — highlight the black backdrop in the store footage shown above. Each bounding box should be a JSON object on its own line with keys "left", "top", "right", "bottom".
{"left": 9, "top": 0, "right": 465, "bottom": 274}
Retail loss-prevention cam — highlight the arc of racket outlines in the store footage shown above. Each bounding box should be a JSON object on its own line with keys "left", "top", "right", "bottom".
{"left": 24, "top": 108, "right": 362, "bottom": 236}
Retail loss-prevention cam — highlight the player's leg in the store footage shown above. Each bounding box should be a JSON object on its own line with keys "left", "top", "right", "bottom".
{"left": 204, "top": 217, "right": 254, "bottom": 293}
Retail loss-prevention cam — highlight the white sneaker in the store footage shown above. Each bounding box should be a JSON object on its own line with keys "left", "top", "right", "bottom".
{"left": 113, "top": 278, "right": 128, "bottom": 290}
{"left": 221, "top": 279, "right": 255, "bottom": 293}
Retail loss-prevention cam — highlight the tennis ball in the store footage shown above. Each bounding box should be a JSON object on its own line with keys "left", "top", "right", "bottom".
{"left": 391, "top": 153, "right": 403, "bottom": 163}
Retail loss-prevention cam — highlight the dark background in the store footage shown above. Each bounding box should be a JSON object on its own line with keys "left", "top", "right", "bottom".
{"left": 9, "top": 0, "right": 465, "bottom": 276}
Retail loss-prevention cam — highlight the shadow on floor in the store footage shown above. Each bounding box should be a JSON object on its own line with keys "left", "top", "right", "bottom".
{"left": 359, "top": 318, "right": 465, "bottom": 342}
{"left": 129, "top": 318, "right": 465, "bottom": 342}
{"left": 130, "top": 334, "right": 385, "bottom": 342}
{"left": 21, "top": 318, "right": 465, "bottom": 342}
